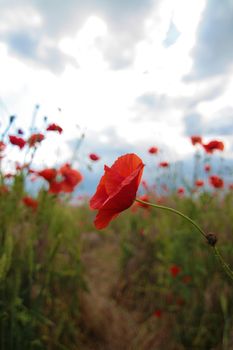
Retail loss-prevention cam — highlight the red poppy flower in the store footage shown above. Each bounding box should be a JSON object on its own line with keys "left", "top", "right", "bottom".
{"left": 49, "top": 180, "right": 63, "bottom": 194}
{"left": 191, "top": 136, "right": 202, "bottom": 146}
{"left": 202, "top": 140, "right": 224, "bottom": 154}
{"left": 148, "top": 146, "right": 158, "bottom": 154}
{"left": 204, "top": 164, "right": 211, "bottom": 172}
{"left": 195, "top": 179, "right": 204, "bottom": 187}
{"left": 4, "top": 173, "right": 13, "bottom": 179}
{"left": 0, "top": 141, "right": 6, "bottom": 152}
{"left": 209, "top": 175, "right": 224, "bottom": 189}
{"left": 47, "top": 123, "right": 63, "bottom": 134}
{"left": 177, "top": 187, "right": 185, "bottom": 195}
{"left": 170, "top": 264, "right": 181, "bottom": 277}
{"left": 159, "top": 161, "right": 169, "bottom": 168}
{"left": 90, "top": 153, "right": 144, "bottom": 229}
{"left": 89, "top": 153, "right": 100, "bottom": 161}
{"left": 9, "top": 135, "right": 26, "bottom": 149}
{"left": 22, "top": 196, "right": 38, "bottom": 210}
{"left": 37, "top": 168, "right": 57, "bottom": 182}
{"left": 229, "top": 184, "right": 233, "bottom": 190}
{"left": 153, "top": 310, "right": 162, "bottom": 318}
{"left": 59, "top": 163, "right": 83, "bottom": 192}
{"left": 28, "top": 133, "right": 45, "bottom": 147}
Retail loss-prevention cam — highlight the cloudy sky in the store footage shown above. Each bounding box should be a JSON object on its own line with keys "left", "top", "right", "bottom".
{"left": 1, "top": 0, "right": 233, "bottom": 189}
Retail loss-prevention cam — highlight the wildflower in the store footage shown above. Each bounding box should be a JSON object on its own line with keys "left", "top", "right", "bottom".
{"left": 46, "top": 123, "right": 63, "bottom": 134}
{"left": 89, "top": 153, "right": 100, "bottom": 161}
{"left": 49, "top": 180, "right": 63, "bottom": 194}
{"left": 28, "top": 133, "right": 44, "bottom": 147}
{"left": 159, "top": 161, "right": 169, "bottom": 168}
{"left": 90, "top": 153, "right": 144, "bottom": 229}
{"left": 9, "top": 135, "right": 26, "bottom": 149}
{"left": 204, "top": 164, "right": 211, "bottom": 172}
{"left": 0, "top": 141, "right": 6, "bottom": 152}
{"left": 4, "top": 173, "right": 13, "bottom": 179}
{"left": 37, "top": 168, "right": 57, "bottom": 182}
{"left": 191, "top": 136, "right": 202, "bottom": 146}
{"left": 202, "top": 140, "right": 224, "bottom": 154}
{"left": 170, "top": 264, "right": 181, "bottom": 277}
{"left": 209, "top": 175, "right": 224, "bottom": 189}
{"left": 59, "top": 163, "right": 83, "bottom": 193}
{"left": 22, "top": 196, "right": 38, "bottom": 210}
{"left": 148, "top": 146, "right": 158, "bottom": 154}
{"left": 195, "top": 179, "right": 204, "bottom": 187}
{"left": 177, "top": 187, "right": 185, "bottom": 195}
{"left": 153, "top": 310, "right": 162, "bottom": 318}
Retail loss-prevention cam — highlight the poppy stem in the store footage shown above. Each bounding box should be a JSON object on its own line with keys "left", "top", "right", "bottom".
{"left": 135, "top": 198, "right": 207, "bottom": 239}
{"left": 214, "top": 247, "right": 233, "bottom": 280}
{"left": 135, "top": 198, "right": 233, "bottom": 282}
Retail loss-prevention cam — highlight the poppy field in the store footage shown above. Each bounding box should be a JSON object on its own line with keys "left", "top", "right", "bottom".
{"left": 1, "top": 115, "right": 233, "bottom": 350}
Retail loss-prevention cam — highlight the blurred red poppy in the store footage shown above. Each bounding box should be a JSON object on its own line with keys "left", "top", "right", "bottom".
{"left": 47, "top": 123, "right": 63, "bottom": 134}
{"left": 4, "top": 173, "right": 13, "bottom": 179}
{"left": 153, "top": 310, "right": 162, "bottom": 318}
{"left": 90, "top": 153, "right": 144, "bottom": 229}
{"left": 204, "top": 164, "right": 211, "bottom": 172}
{"left": 170, "top": 264, "right": 181, "bottom": 277}
{"left": 28, "top": 133, "right": 44, "bottom": 147}
{"left": 191, "top": 136, "right": 202, "bottom": 146}
{"left": 37, "top": 168, "right": 57, "bottom": 182}
{"left": 59, "top": 163, "right": 83, "bottom": 193}
{"left": 9, "top": 135, "right": 26, "bottom": 149}
{"left": 89, "top": 153, "right": 100, "bottom": 161}
{"left": 159, "top": 161, "right": 169, "bottom": 168}
{"left": 148, "top": 146, "right": 158, "bottom": 154}
{"left": 209, "top": 175, "right": 224, "bottom": 189}
{"left": 177, "top": 187, "right": 185, "bottom": 195}
{"left": 0, "top": 141, "right": 6, "bottom": 152}
{"left": 195, "top": 179, "right": 204, "bottom": 187}
{"left": 49, "top": 180, "right": 63, "bottom": 194}
{"left": 22, "top": 196, "right": 38, "bottom": 210}
{"left": 202, "top": 140, "right": 224, "bottom": 153}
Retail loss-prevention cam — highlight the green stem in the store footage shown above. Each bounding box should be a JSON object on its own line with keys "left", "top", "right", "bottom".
{"left": 214, "top": 247, "right": 233, "bottom": 280}
{"left": 136, "top": 198, "right": 207, "bottom": 239}
{"left": 135, "top": 198, "right": 233, "bottom": 282}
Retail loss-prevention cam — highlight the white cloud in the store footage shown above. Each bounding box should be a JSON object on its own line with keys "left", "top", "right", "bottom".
{"left": 0, "top": 0, "right": 233, "bottom": 175}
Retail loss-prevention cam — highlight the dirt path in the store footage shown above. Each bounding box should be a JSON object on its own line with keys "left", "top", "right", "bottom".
{"left": 80, "top": 232, "right": 138, "bottom": 350}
